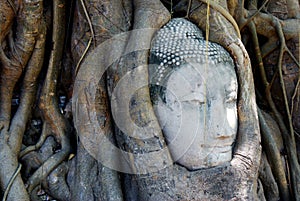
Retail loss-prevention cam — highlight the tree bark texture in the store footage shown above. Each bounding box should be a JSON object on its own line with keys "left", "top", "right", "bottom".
{"left": 0, "top": 0, "right": 299, "bottom": 200}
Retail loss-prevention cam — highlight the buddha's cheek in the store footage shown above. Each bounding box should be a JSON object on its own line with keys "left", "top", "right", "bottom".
{"left": 226, "top": 107, "right": 238, "bottom": 132}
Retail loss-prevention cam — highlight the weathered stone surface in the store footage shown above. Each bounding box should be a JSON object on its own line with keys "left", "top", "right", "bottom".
{"left": 149, "top": 18, "right": 238, "bottom": 169}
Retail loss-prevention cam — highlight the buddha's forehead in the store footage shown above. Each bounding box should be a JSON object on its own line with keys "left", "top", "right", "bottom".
{"left": 166, "top": 62, "right": 237, "bottom": 99}
{"left": 177, "top": 61, "right": 237, "bottom": 80}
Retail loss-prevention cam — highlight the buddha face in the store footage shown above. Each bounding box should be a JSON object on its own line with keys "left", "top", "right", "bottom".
{"left": 149, "top": 18, "right": 238, "bottom": 170}
{"left": 152, "top": 60, "right": 238, "bottom": 170}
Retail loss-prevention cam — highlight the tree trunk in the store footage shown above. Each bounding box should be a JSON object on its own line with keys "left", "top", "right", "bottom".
{"left": 0, "top": 0, "right": 299, "bottom": 200}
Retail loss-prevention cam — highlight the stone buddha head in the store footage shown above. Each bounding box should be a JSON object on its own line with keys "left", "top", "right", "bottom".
{"left": 149, "top": 18, "right": 238, "bottom": 170}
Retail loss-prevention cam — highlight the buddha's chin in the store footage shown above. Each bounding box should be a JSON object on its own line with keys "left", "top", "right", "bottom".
{"left": 171, "top": 145, "right": 233, "bottom": 170}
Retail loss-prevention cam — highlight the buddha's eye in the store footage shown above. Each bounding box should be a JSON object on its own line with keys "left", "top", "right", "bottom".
{"left": 186, "top": 99, "right": 207, "bottom": 106}
{"left": 179, "top": 93, "right": 206, "bottom": 106}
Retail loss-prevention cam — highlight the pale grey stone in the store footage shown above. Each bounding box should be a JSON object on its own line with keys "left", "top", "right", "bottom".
{"left": 149, "top": 18, "right": 238, "bottom": 170}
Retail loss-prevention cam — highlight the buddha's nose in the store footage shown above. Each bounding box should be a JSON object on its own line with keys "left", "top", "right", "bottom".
{"left": 210, "top": 104, "right": 237, "bottom": 139}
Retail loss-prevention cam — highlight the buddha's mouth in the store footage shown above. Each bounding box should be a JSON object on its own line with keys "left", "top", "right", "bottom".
{"left": 199, "top": 140, "right": 235, "bottom": 150}
{"left": 215, "top": 132, "right": 236, "bottom": 140}
{"left": 216, "top": 135, "right": 234, "bottom": 140}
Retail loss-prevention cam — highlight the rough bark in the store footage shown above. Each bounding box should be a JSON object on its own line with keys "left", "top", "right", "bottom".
{"left": 0, "top": 0, "right": 299, "bottom": 200}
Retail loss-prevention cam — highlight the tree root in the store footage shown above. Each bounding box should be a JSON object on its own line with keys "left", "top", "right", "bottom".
{"left": 43, "top": 162, "right": 70, "bottom": 201}
{"left": 0, "top": 1, "right": 45, "bottom": 200}
{"left": 19, "top": 123, "right": 50, "bottom": 158}
{"left": 259, "top": 153, "right": 280, "bottom": 201}
{"left": 2, "top": 164, "right": 22, "bottom": 201}
{"left": 274, "top": 18, "right": 300, "bottom": 200}
{"left": 0, "top": 1, "right": 15, "bottom": 43}
{"left": 258, "top": 108, "right": 290, "bottom": 200}
{"left": 107, "top": 0, "right": 172, "bottom": 174}
{"left": 0, "top": 0, "right": 297, "bottom": 200}
{"left": 291, "top": 77, "right": 300, "bottom": 117}
{"left": 31, "top": 0, "right": 71, "bottom": 197}
{"left": 8, "top": 27, "right": 46, "bottom": 152}
{"left": 30, "top": 186, "right": 43, "bottom": 201}
{"left": 0, "top": 0, "right": 42, "bottom": 131}
{"left": 74, "top": 0, "right": 95, "bottom": 76}
{"left": 71, "top": 1, "right": 135, "bottom": 200}
{"left": 246, "top": 5, "right": 300, "bottom": 198}
{"left": 195, "top": 0, "right": 241, "bottom": 39}
{"left": 26, "top": 146, "right": 70, "bottom": 193}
